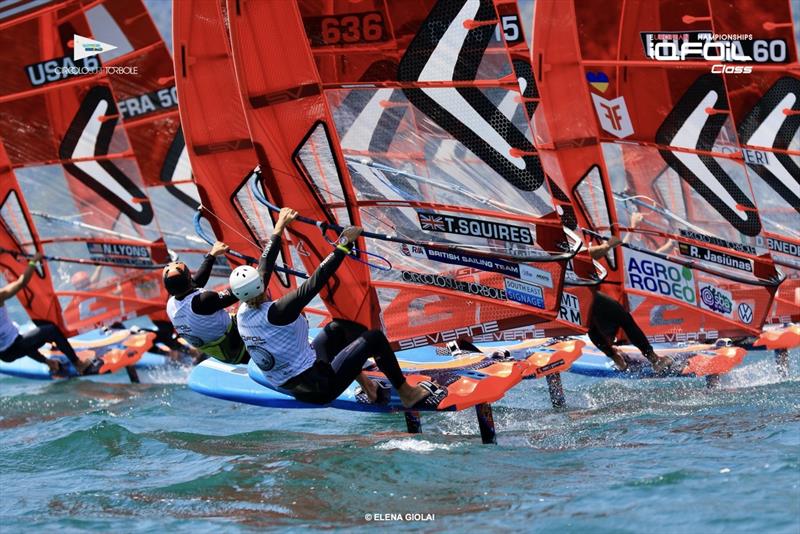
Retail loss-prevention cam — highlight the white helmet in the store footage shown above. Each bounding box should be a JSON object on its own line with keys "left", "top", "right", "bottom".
{"left": 229, "top": 265, "right": 264, "bottom": 301}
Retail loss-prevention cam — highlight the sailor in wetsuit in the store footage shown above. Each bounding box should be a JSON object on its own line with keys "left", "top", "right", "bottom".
{"left": 231, "top": 208, "right": 433, "bottom": 407}
{"left": 0, "top": 253, "right": 90, "bottom": 375}
{"left": 164, "top": 241, "right": 249, "bottom": 364}
{"left": 588, "top": 236, "right": 674, "bottom": 373}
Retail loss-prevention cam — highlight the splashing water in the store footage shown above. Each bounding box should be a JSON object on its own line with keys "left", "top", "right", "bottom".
{"left": 0, "top": 348, "right": 798, "bottom": 532}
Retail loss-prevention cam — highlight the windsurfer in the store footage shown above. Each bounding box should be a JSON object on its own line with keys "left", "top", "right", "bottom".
{"left": 624, "top": 212, "right": 676, "bottom": 254}
{"left": 70, "top": 265, "right": 102, "bottom": 292}
{"left": 164, "top": 241, "right": 249, "bottom": 364}
{"left": 0, "top": 253, "right": 90, "bottom": 375}
{"left": 588, "top": 237, "right": 674, "bottom": 373}
{"left": 232, "top": 208, "right": 434, "bottom": 408}
{"left": 69, "top": 265, "right": 105, "bottom": 322}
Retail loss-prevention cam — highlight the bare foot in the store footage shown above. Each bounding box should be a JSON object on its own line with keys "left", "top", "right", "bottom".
{"left": 609, "top": 348, "right": 629, "bottom": 372}
{"left": 361, "top": 380, "right": 379, "bottom": 403}
{"left": 398, "top": 383, "right": 431, "bottom": 408}
{"left": 74, "top": 360, "right": 92, "bottom": 375}
{"left": 45, "top": 359, "right": 61, "bottom": 375}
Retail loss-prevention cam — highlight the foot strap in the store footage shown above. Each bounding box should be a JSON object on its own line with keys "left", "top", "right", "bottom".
{"left": 355, "top": 380, "right": 391, "bottom": 405}
{"left": 411, "top": 381, "right": 448, "bottom": 410}
{"left": 82, "top": 358, "right": 103, "bottom": 375}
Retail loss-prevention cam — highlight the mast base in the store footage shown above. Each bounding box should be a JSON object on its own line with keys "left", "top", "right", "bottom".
{"left": 125, "top": 366, "right": 140, "bottom": 384}
{"left": 404, "top": 411, "right": 422, "bottom": 434}
{"left": 475, "top": 403, "right": 496, "bottom": 444}
{"left": 546, "top": 373, "right": 566, "bottom": 408}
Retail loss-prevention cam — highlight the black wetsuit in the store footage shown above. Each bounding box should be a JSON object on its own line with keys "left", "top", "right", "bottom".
{"left": 177, "top": 254, "right": 240, "bottom": 314}
{"left": 257, "top": 235, "right": 406, "bottom": 405}
{"left": 0, "top": 322, "right": 81, "bottom": 367}
{"left": 150, "top": 319, "right": 184, "bottom": 352}
{"left": 588, "top": 292, "right": 653, "bottom": 356}
{"left": 174, "top": 254, "right": 248, "bottom": 364}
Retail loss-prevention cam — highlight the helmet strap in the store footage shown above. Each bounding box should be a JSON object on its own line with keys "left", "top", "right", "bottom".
{"left": 174, "top": 285, "right": 196, "bottom": 300}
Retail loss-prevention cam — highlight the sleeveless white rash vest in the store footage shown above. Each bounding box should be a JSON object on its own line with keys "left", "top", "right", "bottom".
{"left": 166, "top": 289, "right": 230, "bottom": 347}
{"left": 0, "top": 305, "right": 20, "bottom": 352}
{"left": 237, "top": 301, "right": 316, "bottom": 387}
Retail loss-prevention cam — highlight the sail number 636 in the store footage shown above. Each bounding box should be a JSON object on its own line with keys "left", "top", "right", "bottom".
{"left": 320, "top": 12, "right": 384, "bottom": 44}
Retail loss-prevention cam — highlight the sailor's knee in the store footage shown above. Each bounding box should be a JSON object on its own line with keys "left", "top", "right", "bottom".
{"left": 326, "top": 319, "right": 366, "bottom": 336}
{"left": 38, "top": 323, "right": 58, "bottom": 338}
{"left": 361, "top": 329, "right": 387, "bottom": 345}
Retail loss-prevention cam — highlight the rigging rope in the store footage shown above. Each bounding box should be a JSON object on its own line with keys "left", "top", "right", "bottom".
{"left": 247, "top": 175, "right": 393, "bottom": 271}
{"left": 193, "top": 209, "right": 309, "bottom": 279}
{"left": 249, "top": 167, "right": 577, "bottom": 264}
{"left": 0, "top": 246, "right": 167, "bottom": 270}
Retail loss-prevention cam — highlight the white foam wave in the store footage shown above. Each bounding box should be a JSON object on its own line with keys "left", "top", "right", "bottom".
{"left": 375, "top": 439, "right": 455, "bottom": 452}
{"left": 141, "top": 366, "right": 192, "bottom": 385}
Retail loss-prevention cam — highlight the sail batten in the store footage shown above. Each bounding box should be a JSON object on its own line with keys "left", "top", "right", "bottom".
{"left": 532, "top": 0, "right": 794, "bottom": 340}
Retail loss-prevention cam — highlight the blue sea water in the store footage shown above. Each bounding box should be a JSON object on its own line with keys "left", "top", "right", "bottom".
{"left": 1, "top": 349, "right": 798, "bottom": 532}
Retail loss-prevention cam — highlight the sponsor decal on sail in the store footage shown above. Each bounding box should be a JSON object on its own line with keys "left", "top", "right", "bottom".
{"left": 417, "top": 212, "right": 534, "bottom": 245}
{"left": 73, "top": 34, "right": 117, "bottom": 60}
{"left": 86, "top": 242, "right": 154, "bottom": 267}
{"left": 558, "top": 292, "right": 582, "bottom": 325}
{"left": 625, "top": 249, "right": 696, "bottom": 304}
{"left": 698, "top": 282, "right": 734, "bottom": 318}
{"left": 679, "top": 230, "right": 757, "bottom": 254}
{"left": 503, "top": 278, "right": 545, "bottom": 309}
{"left": 756, "top": 235, "right": 800, "bottom": 257}
{"left": 647, "top": 330, "right": 719, "bottom": 344}
{"left": 649, "top": 304, "right": 684, "bottom": 326}
{"left": 400, "top": 271, "right": 505, "bottom": 301}
{"left": 400, "top": 244, "right": 552, "bottom": 286}
{"left": 590, "top": 94, "right": 634, "bottom": 138}
{"left": 737, "top": 301, "right": 754, "bottom": 324}
{"left": 396, "top": 321, "right": 500, "bottom": 350}
{"left": 678, "top": 242, "right": 753, "bottom": 272}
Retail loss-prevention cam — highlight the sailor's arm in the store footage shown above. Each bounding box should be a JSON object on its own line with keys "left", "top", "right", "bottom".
{"left": 257, "top": 208, "right": 298, "bottom": 286}
{"left": 191, "top": 290, "right": 239, "bottom": 315}
{"left": 27, "top": 351, "right": 50, "bottom": 365}
{"left": 655, "top": 239, "right": 676, "bottom": 254}
{"left": 588, "top": 236, "right": 621, "bottom": 260}
{"left": 267, "top": 226, "right": 361, "bottom": 326}
{"left": 0, "top": 253, "right": 42, "bottom": 304}
{"left": 257, "top": 237, "right": 283, "bottom": 286}
{"left": 622, "top": 212, "right": 645, "bottom": 245}
{"left": 192, "top": 242, "right": 229, "bottom": 288}
{"left": 89, "top": 264, "right": 103, "bottom": 285}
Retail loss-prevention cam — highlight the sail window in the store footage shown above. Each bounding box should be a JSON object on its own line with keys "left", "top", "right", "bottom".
{"left": 233, "top": 169, "right": 290, "bottom": 287}
{"left": 293, "top": 122, "right": 352, "bottom": 226}
{"left": 0, "top": 190, "right": 43, "bottom": 277}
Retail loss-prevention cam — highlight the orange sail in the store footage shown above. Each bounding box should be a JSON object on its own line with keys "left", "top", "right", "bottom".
{"left": 531, "top": 0, "right": 787, "bottom": 343}
{"left": 0, "top": 0, "right": 211, "bottom": 334}
{"left": 180, "top": 0, "right": 590, "bottom": 349}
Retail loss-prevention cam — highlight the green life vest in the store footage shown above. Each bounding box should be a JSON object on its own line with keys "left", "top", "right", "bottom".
{"left": 197, "top": 315, "right": 248, "bottom": 365}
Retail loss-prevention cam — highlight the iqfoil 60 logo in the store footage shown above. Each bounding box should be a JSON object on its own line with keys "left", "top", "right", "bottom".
{"left": 641, "top": 31, "right": 788, "bottom": 74}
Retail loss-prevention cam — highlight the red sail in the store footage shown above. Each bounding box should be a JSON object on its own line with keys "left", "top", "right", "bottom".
{"left": 0, "top": 0, "right": 204, "bottom": 334}
{"left": 532, "top": 0, "right": 785, "bottom": 341}
{"left": 173, "top": 0, "right": 311, "bottom": 308}
{"left": 194, "top": 0, "right": 585, "bottom": 348}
